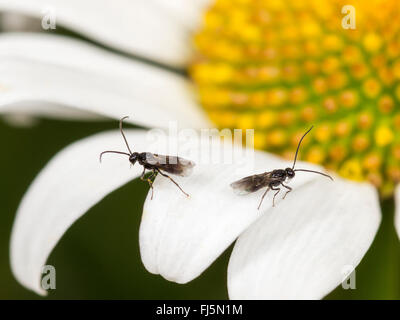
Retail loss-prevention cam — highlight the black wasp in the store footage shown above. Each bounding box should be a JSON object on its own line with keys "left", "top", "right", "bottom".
{"left": 231, "top": 126, "right": 333, "bottom": 209}
{"left": 100, "top": 116, "right": 195, "bottom": 199}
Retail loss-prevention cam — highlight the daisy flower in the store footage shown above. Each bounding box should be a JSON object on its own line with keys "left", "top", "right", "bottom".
{"left": 1, "top": 0, "right": 392, "bottom": 299}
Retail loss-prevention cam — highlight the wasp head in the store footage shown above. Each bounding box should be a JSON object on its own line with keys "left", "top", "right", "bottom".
{"left": 285, "top": 168, "right": 295, "bottom": 179}
{"left": 129, "top": 152, "right": 140, "bottom": 165}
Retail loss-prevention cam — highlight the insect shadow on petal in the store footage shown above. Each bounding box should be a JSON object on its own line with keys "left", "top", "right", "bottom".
{"left": 230, "top": 126, "right": 333, "bottom": 209}
{"left": 99, "top": 116, "right": 195, "bottom": 199}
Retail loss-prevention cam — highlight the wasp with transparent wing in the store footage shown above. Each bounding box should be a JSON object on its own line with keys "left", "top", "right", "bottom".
{"left": 231, "top": 126, "right": 333, "bottom": 209}
{"left": 100, "top": 117, "right": 195, "bottom": 199}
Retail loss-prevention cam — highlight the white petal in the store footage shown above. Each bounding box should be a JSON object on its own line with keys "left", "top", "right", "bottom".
{"left": 0, "top": 0, "right": 191, "bottom": 66}
{"left": 10, "top": 129, "right": 152, "bottom": 295}
{"left": 394, "top": 185, "right": 400, "bottom": 241}
{"left": 0, "top": 33, "right": 210, "bottom": 129}
{"left": 139, "top": 143, "right": 323, "bottom": 284}
{"left": 228, "top": 178, "right": 381, "bottom": 299}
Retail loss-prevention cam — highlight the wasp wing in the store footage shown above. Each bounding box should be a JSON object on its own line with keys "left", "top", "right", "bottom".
{"left": 144, "top": 153, "right": 195, "bottom": 177}
{"left": 230, "top": 172, "right": 272, "bottom": 195}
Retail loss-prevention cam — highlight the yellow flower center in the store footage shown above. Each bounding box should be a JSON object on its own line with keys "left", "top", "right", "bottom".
{"left": 190, "top": 0, "right": 400, "bottom": 197}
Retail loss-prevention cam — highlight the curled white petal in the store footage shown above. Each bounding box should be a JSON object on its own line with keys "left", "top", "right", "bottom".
{"left": 0, "top": 33, "right": 210, "bottom": 129}
{"left": 10, "top": 130, "right": 151, "bottom": 295}
{"left": 0, "top": 0, "right": 191, "bottom": 66}
{"left": 139, "top": 143, "right": 322, "bottom": 284}
{"left": 228, "top": 178, "right": 381, "bottom": 299}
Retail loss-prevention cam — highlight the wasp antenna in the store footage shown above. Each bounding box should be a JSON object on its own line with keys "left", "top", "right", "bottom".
{"left": 292, "top": 126, "right": 313, "bottom": 169}
{"left": 294, "top": 169, "right": 333, "bottom": 181}
{"left": 120, "top": 116, "right": 133, "bottom": 155}
{"left": 99, "top": 150, "right": 131, "bottom": 163}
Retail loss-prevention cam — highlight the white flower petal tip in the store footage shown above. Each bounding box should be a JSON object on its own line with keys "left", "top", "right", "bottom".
{"left": 139, "top": 146, "right": 324, "bottom": 284}
{"left": 228, "top": 177, "right": 381, "bottom": 300}
{"left": 0, "top": 33, "right": 211, "bottom": 129}
{"left": 10, "top": 129, "right": 151, "bottom": 295}
{"left": 0, "top": 0, "right": 193, "bottom": 66}
{"left": 394, "top": 185, "right": 400, "bottom": 241}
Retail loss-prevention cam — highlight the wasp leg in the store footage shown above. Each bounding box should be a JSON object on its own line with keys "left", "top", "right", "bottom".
{"left": 140, "top": 168, "right": 157, "bottom": 200}
{"left": 270, "top": 185, "right": 281, "bottom": 207}
{"left": 156, "top": 169, "right": 189, "bottom": 197}
{"left": 147, "top": 170, "right": 158, "bottom": 200}
{"left": 139, "top": 168, "right": 146, "bottom": 181}
{"left": 281, "top": 183, "right": 292, "bottom": 199}
{"left": 257, "top": 187, "right": 271, "bottom": 210}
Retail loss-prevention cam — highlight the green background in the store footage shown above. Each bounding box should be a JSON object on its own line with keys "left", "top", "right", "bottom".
{"left": 0, "top": 118, "right": 399, "bottom": 299}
